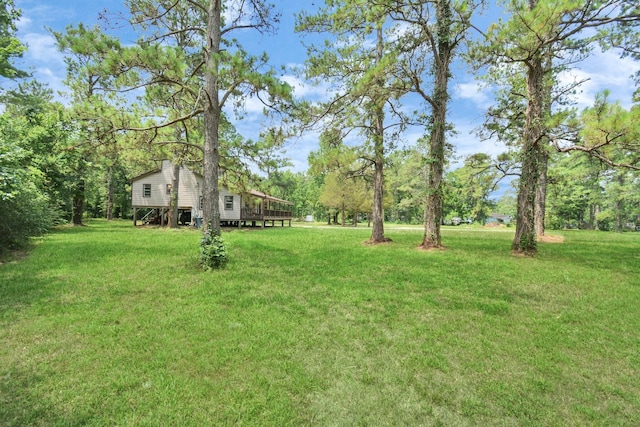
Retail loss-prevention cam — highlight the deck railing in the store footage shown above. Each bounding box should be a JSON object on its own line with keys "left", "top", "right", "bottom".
{"left": 241, "top": 208, "right": 292, "bottom": 220}
{"left": 264, "top": 209, "right": 292, "bottom": 218}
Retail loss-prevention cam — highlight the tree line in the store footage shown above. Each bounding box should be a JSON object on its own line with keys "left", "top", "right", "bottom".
{"left": 1, "top": 0, "right": 639, "bottom": 260}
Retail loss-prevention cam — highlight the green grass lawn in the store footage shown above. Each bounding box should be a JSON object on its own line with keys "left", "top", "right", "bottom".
{"left": 1, "top": 220, "right": 639, "bottom": 426}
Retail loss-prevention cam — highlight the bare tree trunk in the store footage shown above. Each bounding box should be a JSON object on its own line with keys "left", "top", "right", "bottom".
{"left": 420, "top": 0, "right": 451, "bottom": 249}
{"left": 72, "top": 156, "right": 87, "bottom": 225}
{"left": 535, "top": 150, "right": 548, "bottom": 237}
{"left": 168, "top": 162, "right": 180, "bottom": 228}
{"left": 615, "top": 173, "right": 625, "bottom": 232}
{"left": 370, "top": 141, "right": 387, "bottom": 240}
{"left": 203, "top": 0, "right": 222, "bottom": 235}
{"left": 369, "top": 26, "right": 389, "bottom": 243}
{"left": 513, "top": 56, "right": 544, "bottom": 254}
{"left": 421, "top": 137, "right": 444, "bottom": 248}
{"left": 105, "top": 166, "right": 114, "bottom": 221}
{"left": 72, "top": 178, "right": 85, "bottom": 225}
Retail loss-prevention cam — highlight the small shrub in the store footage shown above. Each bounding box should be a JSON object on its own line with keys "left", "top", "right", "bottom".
{"left": 198, "top": 226, "right": 227, "bottom": 270}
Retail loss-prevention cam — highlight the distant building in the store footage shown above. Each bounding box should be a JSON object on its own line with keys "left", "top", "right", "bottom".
{"left": 131, "top": 160, "right": 292, "bottom": 227}
{"left": 485, "top": 213, "right": 513, "bottom": 226}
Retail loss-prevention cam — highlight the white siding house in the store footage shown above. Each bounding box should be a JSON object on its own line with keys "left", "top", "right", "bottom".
{"left": 131, "top": 160, "right": 201, "bottom": 211}
{"left": 131, "top": 160, "right": 292, "bottom": 227}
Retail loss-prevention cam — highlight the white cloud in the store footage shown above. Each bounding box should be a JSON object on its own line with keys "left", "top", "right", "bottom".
{"left": 558, "top": 50, "right": 639, "bottom": 109}
{"left": 281, "top": 74, "right": 332, "bottom": 100}
{"left": 18, "top": 32, "right": 67, "bottom": 95}
{"left": 283, "top": 133, "right": 318, "bottom": 173}
{"left": 450, "top": 122, "right": 505, "bottom": 163}
{"left": 16, "top": 15, "right": 33, "bottom": 31}
{"left": 22, "top": 32, "right": 61, "bottom": 62}
{"left": 454, "top": 81, "right": 493, "bottom": 110}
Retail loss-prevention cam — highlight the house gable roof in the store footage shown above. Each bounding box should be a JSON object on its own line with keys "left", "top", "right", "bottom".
{"left": 130, "top": 160, "right": 203, "bottom": 183}
{"left": 247, "top": 189, "right": 293, "bottom": 205}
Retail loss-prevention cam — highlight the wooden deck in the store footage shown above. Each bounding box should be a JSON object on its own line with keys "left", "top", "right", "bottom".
{"left": 221, "top": 208, "right": 292, "bottom": 228}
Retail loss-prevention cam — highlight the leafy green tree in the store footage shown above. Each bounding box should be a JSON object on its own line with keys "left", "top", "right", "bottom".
{"left": 389, "top": 0, "right": 481, "bottom": 248}
{"left": 473, "top": 0, "right": 640, "bottom": 254}
{"left": 279, "top": 171, "right": 322, "bottom": 220}
{"left": 0, "top": 82, "right": 73, "bottom": 249}
{"left": 494, "top": 190, "right": 517, "bottom": 219}
{"left": 444, "top": 153, "right": 498, "bottom": 223}
{"left": 298, "top": 2, "right": 411, "bottom": 243}
{"left": 546, "top": 152, "right": 601, "bottom": 229}
{"left": 554, "top": 92, "right": 640, "bottom": 171}
{"left": 386, "top": 148, "right": 426, "bottom": 224}
{"left": 0, "top": 133, "right": 53, "bottom": 250}
{"left": 0, "top": 0, "right": 27, "bottom": 81}
{"left": 307, "top": 128, "right": 359, "bottom": 223}
{"left": 52, "top": 24, "right": 129, "bottom": 225}
{"left": 319, "top": 172, "right": 349, "bottom": 226}
{"left": 1, "top": 81, "right": 76, "bottom": 217}
{"left": 601, "top": 2, "right": 640, "bottom": 97}
{"left": 318, "top": 171, "right": 370, "bottom": 227}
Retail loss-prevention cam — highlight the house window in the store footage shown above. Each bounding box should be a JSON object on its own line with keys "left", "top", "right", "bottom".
{"left": 224, "top": 195, "right": 234, "bottom": 210}
{"left": 166, "top": 184, "right": 172, "bottom": 195}
{"left": 143, "top": 184, "right": 151, "bottom": 198}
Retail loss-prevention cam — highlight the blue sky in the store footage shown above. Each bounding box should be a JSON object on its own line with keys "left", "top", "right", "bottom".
{"left": 12, "top": 0, "right": 640, "bottom": 176}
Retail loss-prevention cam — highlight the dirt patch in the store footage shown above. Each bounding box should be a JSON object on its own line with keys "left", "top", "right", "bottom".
{"left": 416, "top": 245, "right": 447, "bottom": 252}
{"left": 537, "top": 234, "right": 565, "bottom": 243}
{"left": 511, "top": 250, "right": 535, "bottom": 257}
{"left": 0, "top": 249, "right": 31, "bottom": 265}
{"left": 363, "top": 237, "right": 393, "bottom": 246}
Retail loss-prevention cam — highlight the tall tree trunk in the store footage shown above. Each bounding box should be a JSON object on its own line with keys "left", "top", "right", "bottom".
{"left": 168, "top": 162, "right": 180, "bottom": 228}
{"left": 72, "top": 157, "right": 86, "bottom": 225}
{"left": 421, "top": 0, "right": 451, "bottom": 249}
{"left": 513, "top": 55, "right": 544, "bottom": 254}
{"left": 72, "top": 178, "right": 85, "bottom": 225}
{"left": 535, "top": 149, "right": 548, "bottom": 237}
{"left": 105, "top": 165, "right": 114, "bottom": 220}
{"left": 370, "top": 127, "right": 387, "bottom": 241}
{"left": 369, "top": 26, "right": 389, "bottom": 243}
{"left": 421, "top": 119, "right": 445, "bottom": 248}
{"left": 615, "top": 173, "right": 625, "bottom": 232}
{"left": 203, "top": 0, "right": 222, "bottom": 235}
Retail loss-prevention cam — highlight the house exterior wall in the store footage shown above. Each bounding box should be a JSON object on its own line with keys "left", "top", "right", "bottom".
{"left": 132, "top": 160, "right": 203, "bottom": 210}
{"left": 131, "top": 160, "right": 241, "bottom": 221}
{"left": 219, "top": 189, "right": 240, "bottom": 221}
